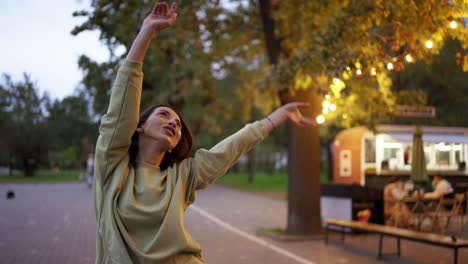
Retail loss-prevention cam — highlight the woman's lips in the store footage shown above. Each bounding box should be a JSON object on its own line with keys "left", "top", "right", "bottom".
{"left": 163, "top": 126, "right": 176, "bottom": 137}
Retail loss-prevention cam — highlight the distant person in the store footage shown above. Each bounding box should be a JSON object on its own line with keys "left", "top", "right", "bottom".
{"left": 424, "top": 175, "right": 454, "bottom": 199}
{"left": 384, "top": 177, "right": 409, "bottom": 226}
{"left": 404, "top": 146, "right": 410, "bottom": 165}
{"left": 86, "top": 153, "right": 94, "bottom": 188}
{"left": 92, "top": 2, "right": 314, "bottom": 263}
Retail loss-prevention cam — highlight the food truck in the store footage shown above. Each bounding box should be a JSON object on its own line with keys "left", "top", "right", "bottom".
{"left": 332, "top": 125, "right": 468, "bottom": 188}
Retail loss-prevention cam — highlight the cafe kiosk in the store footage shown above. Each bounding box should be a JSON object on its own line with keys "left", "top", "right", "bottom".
{"left": 321, "top": 124, "right": 468, "bottom": 224}
{"left": 332, "top": 125, "right": 468, "bottom": 188}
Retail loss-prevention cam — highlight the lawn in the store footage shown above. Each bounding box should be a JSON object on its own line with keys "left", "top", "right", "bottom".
{"left": 215, "top": 170, "right": 329, "bottom": 199}
{"left": 216, "top": 172, "right": 288, "bottom": 193}
{"left": 0, "top": 170, "right": 82, "bottom": 183}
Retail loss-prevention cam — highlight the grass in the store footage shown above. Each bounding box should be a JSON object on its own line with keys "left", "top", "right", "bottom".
{"left": 216, "top": 172, "right": 288, "bottom": 193}
{"left": 216, "top": 169, "right": 329, "bottom": 199}
{"left": 0, "top": 170, "right": 82, "bottom": 183}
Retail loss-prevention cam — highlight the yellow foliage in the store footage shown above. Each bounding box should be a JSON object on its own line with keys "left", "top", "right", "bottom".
{"left": 330, "top": 78, "right": 345, "bottom": 98}
{"left": 294, "top": 71, "right": 312, "bottom": 90}
{"left": 464, "top": 55, "right": 468, "bottom": 72}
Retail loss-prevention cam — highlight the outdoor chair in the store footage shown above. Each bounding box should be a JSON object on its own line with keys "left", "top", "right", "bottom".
{"left": 386, "top": 199, "right": 421, "bottom": 229}
{"left": 420, "top": 193, "right": 466, "bottom": 234}
{"left": 444, "top": 193, "right": 467, "bottom": 233}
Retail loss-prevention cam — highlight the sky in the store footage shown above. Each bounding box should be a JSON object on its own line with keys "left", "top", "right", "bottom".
{"left": 0, "top": 0, "right": 112, "bottom": 100}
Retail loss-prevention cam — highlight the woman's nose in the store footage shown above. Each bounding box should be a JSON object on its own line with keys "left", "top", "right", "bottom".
{"left": 168, "top": 119, "right": 176, "bottom": 127}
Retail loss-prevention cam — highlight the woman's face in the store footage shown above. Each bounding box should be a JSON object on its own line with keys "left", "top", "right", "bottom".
{"left": 138, "top": 107, "right": 182, "bottom": 151}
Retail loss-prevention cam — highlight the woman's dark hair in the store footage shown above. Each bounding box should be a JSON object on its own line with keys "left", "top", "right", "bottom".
{"left": 129, "top": 105, "right": 193, "bottom": 170}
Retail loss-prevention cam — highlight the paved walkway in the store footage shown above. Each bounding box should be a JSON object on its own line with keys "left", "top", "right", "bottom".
{"left": 0, "top": 183, "right": 466, "bottom": 263}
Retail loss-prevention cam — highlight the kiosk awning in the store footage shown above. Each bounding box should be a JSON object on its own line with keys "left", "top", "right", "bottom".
{"left": 386, "top": 133, "right": 468, "bottom": 144}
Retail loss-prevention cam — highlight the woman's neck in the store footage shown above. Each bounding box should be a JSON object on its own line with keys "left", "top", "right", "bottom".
{"left": 136, "top": 136, "right": 167, "bottom": 167}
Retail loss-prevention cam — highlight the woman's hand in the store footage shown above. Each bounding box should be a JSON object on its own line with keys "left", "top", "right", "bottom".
{"left": 142, "top": 2, "right": 178, "bottom": 34}
{"left": 126, "top": 2, "right": 178, "bottom": 62}
{"left": 262, "top": 102, "right": 314, "bottom": 133}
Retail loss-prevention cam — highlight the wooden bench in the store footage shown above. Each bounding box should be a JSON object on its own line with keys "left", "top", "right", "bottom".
{"left": 325, "top": 218, "right": 468, "bottom": 264}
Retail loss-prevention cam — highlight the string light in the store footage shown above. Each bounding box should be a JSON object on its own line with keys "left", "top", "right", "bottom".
{"left": 425, "top": 40, "right": 433, "bottom": 49}
{"left": 322, "top": 19, "right": 458, "bottom": 125}
{"left": 316, "top": 115, "right": 325, "bottom": 124}
{"left": 405, "top": 54, "right": 413, "bottom": 63}
{"left": 450, "top": 20, "right": 457, "bottom": 29}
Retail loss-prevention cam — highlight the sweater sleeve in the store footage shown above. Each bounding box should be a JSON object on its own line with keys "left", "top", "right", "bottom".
{"left": 94, "top": 60, "right": 143, "bottom": 187}
{"left": 183, "top": 121, "right": 268, "bottom": 205}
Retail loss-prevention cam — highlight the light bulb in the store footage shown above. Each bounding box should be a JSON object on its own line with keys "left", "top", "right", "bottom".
{"left": 450, "top": 21, "right": 457, "bottom": 29}
{"left": 316, "top": 115, "right": 325, "bottom": 124}
{"left": 405, "top": 54, "right": 413, "bottom": 62}
{"left": 425, "top": 40, "right": 433, "bottom": 49}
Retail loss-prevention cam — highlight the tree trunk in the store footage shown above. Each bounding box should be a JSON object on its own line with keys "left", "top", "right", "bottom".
{"left": 247, "top": 148, "right": 256, "bottom": 183}
{"left": 327, "top": 144, "right": 334, "bottom": 182}
{"left": 9, "top": 152, "right": 13, "bottom": 176}
{"left": 326, "top": 139, "right": 334, "bottom": 182}
{"left": 259, "top": 0, "right": 323, "bottom": 235}
{"left": 286, "top": 89, "right": 322, "bottom": 235}
{"left": 23, "top": 157, "right": 35, "bottom": 177}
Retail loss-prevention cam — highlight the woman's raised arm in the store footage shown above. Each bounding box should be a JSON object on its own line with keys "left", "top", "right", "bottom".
{"left": 126, "top": 2, "right": 177, "bottom": 62}
{"left": 94, "top": 2, "right": 178, "bottom": 187}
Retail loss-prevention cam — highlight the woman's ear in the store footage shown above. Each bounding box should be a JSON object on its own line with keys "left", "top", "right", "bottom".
{"left": 136, "top": 127, "right": 144, "bottom": 134}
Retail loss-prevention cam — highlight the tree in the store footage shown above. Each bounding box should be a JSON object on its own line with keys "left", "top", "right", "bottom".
{"left": 45, "top": 90, "right": 99, "bottom": 168}
{"left": 392, "top": 39, "right": 468, "bottom": 126}
{"left": 72, "top": 1, "right": 252, "bottom": 144}
{"left": 257, "top": 0, "right": 467, "bottom": 235}
{"left": 0, "top": 81, "right": 11, "bottom": 171}
{"left": 0, "top": 74, "right": 49, "bottom": 176}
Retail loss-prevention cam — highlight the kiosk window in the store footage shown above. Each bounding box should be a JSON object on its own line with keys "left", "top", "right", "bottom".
{"left": 365, "top": 138, "right": 376, "bottom": 163}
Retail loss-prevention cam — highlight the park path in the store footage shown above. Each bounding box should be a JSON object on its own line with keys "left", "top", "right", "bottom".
{"left": 0, "top": 183, "right": 466, "bottom": 264}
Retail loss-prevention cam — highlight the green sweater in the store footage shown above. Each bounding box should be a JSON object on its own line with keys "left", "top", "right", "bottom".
{"left": 94, "top": 60, "right": 268, "bottom": 263}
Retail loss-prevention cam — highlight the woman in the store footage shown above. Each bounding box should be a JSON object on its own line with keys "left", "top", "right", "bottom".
{"left": 384, "top": 177, "right": 409, "bottom": 226}
{"left": 94, "top": 2, "right": 314, "bottom": 263}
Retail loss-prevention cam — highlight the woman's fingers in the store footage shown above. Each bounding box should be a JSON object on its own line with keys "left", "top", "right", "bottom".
{"left": 152, "top": 3, "right": 159, "bottom": 14}
{"left": 151, "top": 2, "right": 174, "bottom": 17}
{"left": 300, "top": 118, "right": 315, "bottom": 127}
{"left": 161, "top": 2, "right": 168, "bottom": 16}
{"left": 169, "top": 2, "right": 177, "bottom": 16}
{"left": 287, "top": 102, "right": 310, "bottom": 109}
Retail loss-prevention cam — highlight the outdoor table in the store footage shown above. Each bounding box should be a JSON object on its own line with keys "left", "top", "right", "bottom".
{"left": 402, "top": 196, "right": 439, "bottom": 230}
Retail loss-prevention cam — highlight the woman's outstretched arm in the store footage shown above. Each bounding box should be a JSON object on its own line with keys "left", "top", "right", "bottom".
{"left": 183, "top": 102, "right": 313, "bottom": 201}
{"left": 126, "top": 2, "right": 177, "bottom": 62}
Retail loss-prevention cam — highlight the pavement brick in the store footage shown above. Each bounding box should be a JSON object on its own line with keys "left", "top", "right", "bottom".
{"left": 1, "top": 183, "right": 467, "bottom": 264}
